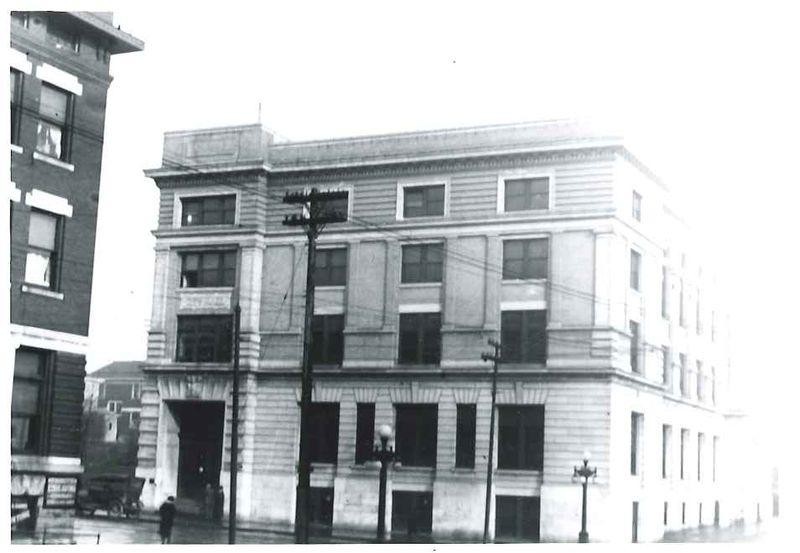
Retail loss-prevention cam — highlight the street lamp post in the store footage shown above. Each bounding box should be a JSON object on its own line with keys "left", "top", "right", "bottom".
{"left": 372, "top": 424, "right": 396, "bottom": 542}
{"left": 573, "top": 450, "right": 597, "bottom": 543}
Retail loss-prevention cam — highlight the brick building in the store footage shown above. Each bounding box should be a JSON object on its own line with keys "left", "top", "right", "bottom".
{"left": 9, "top": 12, "right": 142, "bottom": 522}
{"left": 138, "top": 120, "right": 753, "bottom": 541}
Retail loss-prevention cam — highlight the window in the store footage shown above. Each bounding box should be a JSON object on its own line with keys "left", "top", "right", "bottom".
{"left": 131, "top": 383, "right": 141, "bottom": 400}
{"left": 314, "top": 248, "right": 347, "bottom": 286}
{"left": 503, "top": 176, "right": 549, "bottom": 211}
{"left": 697, "top": 433, "right": 705, "bottom": 481}
{"left": 48, "top": 21, "right": 80, "bottom": 53}
{"left": 11, "top": 69, "right": 23, "bottom": 145}
{"left": 662, "top": 424, "right": 672, "bottom": 479}
{"left": 630, "top": 249, "right": 642, "bottom": 291}
{"left": 495, "top": 496, "right": 540, "bottom": 542}
{"left": 392, "top": 491, "right": 433, "bottom": 537}
{"left": 25, "top": 210, "right": 62, "bottom": 290}
{"left": 502, "top": 238, "right": 548, "bottom": 280}
{"left": 501, "top": 310, "right": 547, "bottom": 364}
{"left": 629, "top": 321, "right": 640, "bottom": 373}
{"left": 682, "top": 502, "right": 686, "bottom": 524}
{"left": 498, "top": 405, "right": 545, "bottom": 470}
{"left": 402, "top": 184, "right": 445, "bottom": 218}
{"left": 679, "top": 278, "right": 686, "bottom": 327}
{"left": 632, "top": 191, "right": 642, "bottom": 221}
{"left": 455, "top": 404, "right": 476, "bottom": 468}
{"left": 712, "top": 436, "right": 718, "bottom": 482}
{"left": 711, "top": 367, "right": 716, "bottom": 405}
{"left": 312, "top": 190, "right": 349, "bottom": 222}
{"left": 398, "top": 313, "right": 441, "bottom": 365}
{"left": 176, "top": 315, "right": 232, "bottom": 362}
{"left": 662, "top": 347, "right": 671, "bottom": 386}
{"left": 661, "top": 266, "right": 669, "bottom": 318}
{"left": 311, "top": 315, "right": 344, "bottom": 366}
{"left": 107, "top": 400, "right": 122, "bottom": 413}
{"left": 696, "top": 361, "right": 704, "bottom": 400}
{"left": 394, "top": 404, "right": 438, "bottom": 467}
{"left": 680, "top": 429, "right": 689, "bottom": 479}
{"left": 631, "top": 412, "right": 643, "bottom": 475}
{"left": 12, "top": 348, "right": 48, "bottom": 453}
{"left": 354, "top": 403, "right": 375, "bottom": 465}
{"left": 679, "top": 354, "right": 688, "bottom": 397}
{"left": 37, "top": 84, "right": 72, "bottom": 161}
{"left": 180, "top": 195, "right": 236, "bottom": 226}
{"left": 180, "top": 251, "right": 236, "bottom": 287}
{"left": 401, "top": 243, "right": 443, "bottom": 283}
{"left": 632, "top": 501, "right": 639, "bottom": 543}
{"left": 664, "top": 501, "right": 669, "bottom": 525}
{"left": 308, "top": 403, "right": 340, "bottom": 464}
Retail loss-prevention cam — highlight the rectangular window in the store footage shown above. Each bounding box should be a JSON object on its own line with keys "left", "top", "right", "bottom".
{"left": 11, "top": 69, "right": 23, "bottom": 145}
{"left": 398, "top": 312, "right": 441, "bottom": 365}
{"left": 679, "top": 354, "right": 688, "bottom": 397}
{"left": 679, "top": 278, "right": 686, "bottom": 327}
{"left": 632, "top": 191, "right": 642, "bottom": 221}
{"left": 176, "top": 315, "right": 232, "bottom": 362}
{"left": 696, "top": 361, "right": 703, "bottom": 400}
{"left": 712, "top": 436, "right": 718, "bottom": 482}
{"left": 661, "top": 266, "right": 669, "bottom": 318}
{"left": 180, "top": 195, "right": 236, "bottom": 226}
{"left": 402, "top": 184, "right": 445, "bottom": 218}
{"left": 314, "top": 190, "right": 349, "bottom": 222}
{"left": 631, "top": 412, "right": 643, "bottom": 475}
{"left": 697, "top": 432, "right": 705, "bottom": 482}
{"left": 394, "top": 404, "right": 438, "bottom": 467}
{"left": 630, "top": 249, "right": 642, "bottom": 291}
{"left": 37, "top": 84, "right": 72, "bottom": 161}
{"left": 131, "top": 383, "right": 141, "bottom": 400}
{"left": 503, "top": 176, "right": 549, "bottom": 211}
{"left": 682, "top": 502, "right": 686, "bottom": 524}
{"left": 502, "top": 238, "right": 548, "bottom": 280}
{"left": 662, "top": 424, "right": 672, "bottom": 479}
{"left": 311, "top": 314, "right": 344, "bottom": 366}
{"left": 662, "top": 347, "right": 670, "bottom": 386}
{"left": 664, "top": 501, "right": 669, "bottom": 525}
{"left": 401, "top": 243, "right": 443, "bottom": 283}
{"left": 48, "top": 21, "right": 81, "bottom": 53}
{"left": 501, "top": 310, "right": 547, "bottom": 364}
{"left": 180, "top": 250, "right": 236, "bottom": 287}
{"left": 25, "top": 210, "right": 62, "bottom": 290}
{"left": 629, "top": 321, "right": 640, "bottom": 373}
{"left": 680, "top": 429, "right": 688, "bottom": 480}
{"left": 495, "top": 496, "right": 541, "bottom": 542}
{"left": 309, "top": 402, "right": 340, "bottom": 464}
{"left": 354, "top": 403, "right": 375, "bottom": 465}
{"left": 711, "top": 366, "right": 716, "bottom": 405}
{"left": 455, "top": 404, "right": 476, "bottom": 468}
{"left": 12, "top": 348, "right": 48, "bottom": 453}
{"left": 632, "top": 501, "right": 639, "bottom": 543}
{"left": 314, "top": 248, "right": 347, "bottom": 286}
{"left": 391, "top": 491, "right": 433, "bottom": 537}
{"left": 498, "top": 405, "right": 545, "bottom": 470}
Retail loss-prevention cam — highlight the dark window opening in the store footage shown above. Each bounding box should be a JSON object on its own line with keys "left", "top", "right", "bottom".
{"left": 504, "top": 177, "right": 549, "bottom": 211}
{"left": 392, "top": 491, "right": 433, "bottom": 538}
{"left": 309, "top": 402, "right": 340, "bottom": 464}
{"left": 308, "top": 487, "right": 334, "bottom": 536}
{"left": 398, "top": 313, "right": 441, "bottom": 365}
{"left": 180, "top": 250, "right": 236, "bottom": 287}
{"left": 401, "top": 243, "right": 443, "bottom": 283}
{"left": 631, "top": 412, "right": 643, "bottom": 475}
{"left": 455, "top": 404, "right": 476, "bottom": 468}
{"left": 311, "top": 314, "right": 344, "bottom": 366}
{"left": 502, "top": 238, "right": 548, "bottom": 280}
{"left": 403, "top": 184, "right": 445, "bottom": 218}
{"left": 314, "top": 248, "right": 347, "bottom": 286}
{"left": 354, "top": 403, "right": 375, "bottom": 465}
{"left": 176, "top": 315, "right": 232, "bottom": 362}
{"left": 394, "top": 404, "right": 438, "bottom": 467}
{"left": 181, "top": 195, "right": 236, "bottom": 226}
{"left": 495, "top": 495, "right": 540, "bottom": 542}
{"left": 498, "top": 405, "right": 544, "bottom": 471}
{"left": 36, "top": 84, "right": 73, "bottom": 161}
{"left": 12, "top": 348, "right": 50, "bottom": 454}
{"left": 501, "top": 310, "right": 547, "bottom": 364}
{"left": 11, "top": 69, "right": 23, "bottom": 145}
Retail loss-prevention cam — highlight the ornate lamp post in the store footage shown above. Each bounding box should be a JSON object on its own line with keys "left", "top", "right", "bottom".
{"left": 573, "top": 450, "right": 597, "bottom": 543}
{"left": 372, "top": 424, "right": 397, "bottom": 542}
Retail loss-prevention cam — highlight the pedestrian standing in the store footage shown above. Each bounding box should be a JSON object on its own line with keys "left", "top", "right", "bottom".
{"left": 158, "top": 496, "right": 177, "bottom": 544}
{"left": 204, "top": 484, "right": 214, "bottom": 521}
{"left": 213, "top": 485, "right": 224, "bottom": 524}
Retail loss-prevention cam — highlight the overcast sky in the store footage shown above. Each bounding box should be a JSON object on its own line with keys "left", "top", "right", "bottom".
{"left": 46, "top": 0, "right": 795, "bottom": 457}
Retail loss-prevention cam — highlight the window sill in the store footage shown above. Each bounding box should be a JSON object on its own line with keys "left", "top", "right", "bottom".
{"left": 396, "top": 214, "right": 447, "bottom": 222}
{"left": 21, "top": 284, "right": 64, "bottom": 300}
{"left": 315, "top": 285, "right": 346, "bottom": 291}
{"left": 495, "top": 468, "right": 543, "bottom": 476}
{"left": 501, "top": 278, "right": 547, "bottom": 284}
{"left": 11, "top": 144, "right": 23, "bottom": 154}
{"left": 399, "top": 281, "right": 443, "bottom": 288}
{"left": 33, "top": 151, "right": 75, "bottom": 172}
{"left": 178, "top": 286, "right": 234, "bottom": 292}
{"left": 499, "top": 207, "right": 551, "bottom": 215}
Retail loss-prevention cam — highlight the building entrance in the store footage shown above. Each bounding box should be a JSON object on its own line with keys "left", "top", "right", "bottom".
{"left": 170, "top": 401, "right": 225, "bottom": 511}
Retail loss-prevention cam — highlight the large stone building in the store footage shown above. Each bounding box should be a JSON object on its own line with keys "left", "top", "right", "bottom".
{"left": 138, "top": 120, "right": 751, "bottom": 541}
{"left": 9, "top": 12, "right": 142, "bottom": 523}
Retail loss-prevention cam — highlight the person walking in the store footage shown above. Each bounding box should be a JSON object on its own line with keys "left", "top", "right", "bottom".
{"left": 158, "top": 496, "right": 177, "bottom": 544}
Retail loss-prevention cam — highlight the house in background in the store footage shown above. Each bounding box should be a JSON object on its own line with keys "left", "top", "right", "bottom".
{"left": 82, "top": 361, "right": 144, "bottom": 476}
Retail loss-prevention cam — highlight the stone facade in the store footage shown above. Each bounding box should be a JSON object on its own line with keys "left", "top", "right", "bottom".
{"left": 138, "top": 120, "right": 755, "bottom": 542}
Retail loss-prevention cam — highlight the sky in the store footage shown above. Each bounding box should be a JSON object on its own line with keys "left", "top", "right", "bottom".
{"left": 15, "top": 0, "right": 798, "bottom": 471}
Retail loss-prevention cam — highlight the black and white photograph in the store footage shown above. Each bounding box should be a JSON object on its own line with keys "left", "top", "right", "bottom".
{"left": 4, "top": 0, "right": 797, "bottom": 546}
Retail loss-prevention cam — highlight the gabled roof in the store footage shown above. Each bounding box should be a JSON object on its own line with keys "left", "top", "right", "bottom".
{"left": 87, "top": 361, "right": 144, "bottom": 380}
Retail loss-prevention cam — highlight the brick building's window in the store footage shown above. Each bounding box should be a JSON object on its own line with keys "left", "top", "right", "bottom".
{"left": 631, "top": 412, "right": 643, "bottom": 475}
{"left": 354, "top": 403, "right": 375, "bottom": 465}
{"left": 632, "top": 190, "right": 642, "bottom": 221}
{"left": 629, "top": 321, "right": 641, "bottom": 373}
{"left": 503, "top": 238, "right": 548, "bottom": 280}
{"left": 630, "top": 249, "right": 642, "bottom": 291}
{"left": 395, "top": 404, "right": 438, "bottom": 467}
{"left": 662, "top": 424, "right": 672, "bottom": 479}
{"left": 455, "top": 404, "right": 476, "bottom": 468}
{"left": 309, "top": 402, "right": 339, "bottom": 464}
{"left": 311, "top": 314, "right": 344, "bottom": 365}
{"left": 401, "top": 243, "right": 443, "bottom": 283}
{"left": 11, "top": 69, "right": 23, "bottom": 145}
{"left": 398, "top": 312, "right": 441, "bottom": 365}
{"left": 314, "top": 248, "right": 347, "bottom": 286}
{"left": 392, "top": 491, "right": 433, "bottom": 537}
{"left": 498, "top": 405, "right": 544, "bottom": 470}
{"left": 180, "top": 251, "right": 236, "bottom": 287}
{"left": 402, "top": 184, "right": 445, "bottom": 218}
{"left": 501, "top": 310, "right": 547, "bottom": 363}
{"left": 25, "top": 210, "right": 62, "bottom": 290}
{"left": 680, "top": 428, "right": 689, "bottom": 480}
{"left": 11, "top": 348, "right": 49, "bottom": 453}
{"left": 181, "top": 195, "right": 236, "bottom": 226}
{"left": 37, "top": 84, "right": 72, "bottom": 161}
{"left": 503, "top": 176, "right": 549, "bottom": 211}
{"left": 176, "top": 315, "right": 232, "bottom": 362}
{"left": 495, "top": 496, "right": 541, "bottom": 542}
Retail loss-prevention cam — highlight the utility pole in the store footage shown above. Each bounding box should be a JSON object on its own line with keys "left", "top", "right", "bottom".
{"left": 228, "top": 303, "right": 241, "bottom": 544}
{"left": 283, "top": 188, "right": 348, "bottom": 543}
{"left": 480, "top": 338, "right": 501, "bottom": 543}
